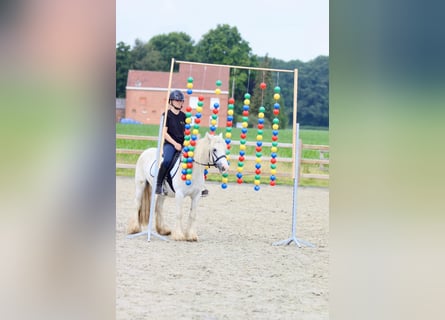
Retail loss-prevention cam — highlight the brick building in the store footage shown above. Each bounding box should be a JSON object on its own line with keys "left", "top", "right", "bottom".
{"left": 125, "top": 64, "right": 230, "bottom": 127}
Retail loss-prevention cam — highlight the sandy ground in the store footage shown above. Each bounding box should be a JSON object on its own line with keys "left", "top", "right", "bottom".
{"left": 116, "top": 176, "right": 329, "bottom": 319}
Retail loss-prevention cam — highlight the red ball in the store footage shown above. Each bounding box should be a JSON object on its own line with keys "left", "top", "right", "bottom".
{"left": 198, "top": 95, "right": 204, "bottom": 101}
{"left": 195, "top": 118, "right": 201, "bottom": 124}
{"left": 187, "top": 162, "right": 193, "bottom": 168}
{"left": 255, "top": 146, "right": 262, "bottom": 152}
{"left": 270, "top": 181, "right": 276, "bottom": 186}
{"left": 239, "top": 156, "right": 245, "bottom": 161}
{"left": 272, "top": 136, "right": 278, "bottom": 141}
{"left": 227, "top": 121, "right": 233, "bottom": 127}
{"left": 183, "top": 152, "right": 188, "bottom": 158}
{"left": 240, "top": 133, "right": 246, "bottom": 139}
{"left": 184, "top": 129, "right": 191, "bottom": 135}
{"left": 273, "top": 109, "right": 280, "bottom": 115}
{"left": 258, "top": 124, "right": 264, "bottom": 129}
{"left": 242, "top": 110, "right": 249, "bottom": 116}
{"left": 190, "top": 140, "right": 196, "bottom": 146}
{"left": 237, "top": 178, "right": 243, "bottom": 184}
{"left": 228, "top": 98, "right": 235, "bottom": 104}
{"left": 270, "top": 158, "right": 277, "bottom": 164}
{"left": 186, "top": 106, "right": 192, "bottom": 112}
{"left": 255, "top": 169, "right": 261, "bottom": 174}
{"left": 213, "top": 109, "right": 219, "bottom": 114}
{"left": 226, "top": 145, "right": 231, "bottom": 149}
{"left": 260, "top": 82, "right": 267, "bottom": 90}
{"left": 181, "top": 175, "right": 186, "bottom": 180}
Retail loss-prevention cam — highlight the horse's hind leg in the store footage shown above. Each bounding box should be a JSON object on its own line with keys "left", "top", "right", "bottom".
{"left": 185, "top": 195, "right": 200, "bottom": 241}
{"left": 155, "top": 195, "right": 171, "bottom": 235}
{"left": 126, "top": 179, "right": 146, "bottom": 234}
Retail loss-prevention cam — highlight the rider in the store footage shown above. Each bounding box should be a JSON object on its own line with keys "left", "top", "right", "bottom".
{"left": 155, "top": 90, "right": 186, "bottom": 195}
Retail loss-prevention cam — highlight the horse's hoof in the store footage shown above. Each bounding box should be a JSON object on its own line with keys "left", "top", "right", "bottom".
{"left": 157, "top": 228, "right": 171, "bottom": 236}
{"left": 186, "top": 233, "right": 198, "bottom": 242}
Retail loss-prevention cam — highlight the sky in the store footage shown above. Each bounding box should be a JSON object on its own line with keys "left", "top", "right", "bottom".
{"left": 116, "top": 0, "right": 329, "bottom": 62}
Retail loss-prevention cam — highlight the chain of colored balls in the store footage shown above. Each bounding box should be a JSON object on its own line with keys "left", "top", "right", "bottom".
{"left": 181, "top": 77, "right": 198, "bottom": 185}
{"left": 270, "top": 86, "right": 281, "bottom": 186}
{"left": 253, "top": 82, "right": 268, "bottom": 191}
{"left": 221, "top": 97, "right": 235, "bottom": 189}
{"left": 236, "top": 93, "right": 250, "bottom": 184}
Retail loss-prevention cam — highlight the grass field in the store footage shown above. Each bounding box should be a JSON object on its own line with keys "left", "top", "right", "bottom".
{"left": 116, "top": 124, "right": 329, "bottom": 187}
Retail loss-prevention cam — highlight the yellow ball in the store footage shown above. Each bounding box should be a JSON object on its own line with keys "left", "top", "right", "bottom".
{"left": 185, "top": 118, "right": 191, "bottom": 124}
{"left": 186, "top": 174, "right": 192, "bottom": 180}
{"left": 228, "top": 109, "right": 234, "bottom": 115}
{"left": 192, "top": 129, "right": 199, "bottom": 135}
{"left": 183, "top": 140, "right": 190, "bottom": 146}
{"left": 240, "top": 144, "right": 246, "bottom": 150}
{"left": 196, "top": 107, "right": 202, "bottom": 112}
{"left": 274, "top": 93, "right": 280, "bottom": 100}
{"left": 215, "top": 88, "right": 221, "bottom": 95}
{"left": 272, "top": 124, "right": 279, "bottom": 130}
{"left": 188, "top": 151, "right": 194, "bottom": 157}
{"left": 244, "top": 99, "right": 250, "bottom": 105}
{"left": 237, "top": 167, "right": 244, "bottom": 172}
{"left": 271, "top": 147, "right": 277, "bottom": 152}
{"left": 255, "top": 158, "right": 262, "bottom": 163}
{"left": 222, "top": 177, "right": 228, "bottom": 183}
{"left": 242, "top": 122, "right": 248, "bottom": 128}
{"left": 258, "top": 112, "right": 264, "bottom": 118}
{"left": 254, "top": 180, "right": 260, "bottom": 185}
{"left": 211, "top": 119, "right": 217, "bottom": 125}
{"left": 256, "top": 135, "right": 263, "bottom": 141}
{"left": 182, "top": 163, "right": 188, "bottom": 169}
{"left": 270, "top": 169, "right": 276, "bottom": 175}
{"left": 187, "top": 83, "right": 193, "bottom": 89}
{"left": 225, "top": 132, "right": 232, "bottom": 138}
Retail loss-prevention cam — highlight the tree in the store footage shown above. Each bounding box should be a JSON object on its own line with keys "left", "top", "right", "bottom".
{"left": 116, "top": 41, "right": 132, "bottom": 98}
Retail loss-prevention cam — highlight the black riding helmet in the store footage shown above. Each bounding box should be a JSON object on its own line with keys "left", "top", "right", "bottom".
{"left": 169, "top": 90, "right": 184, "bottom": 102}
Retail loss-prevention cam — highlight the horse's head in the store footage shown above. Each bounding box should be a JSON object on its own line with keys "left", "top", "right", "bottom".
{"left": 206, "top": 132, "right": 230, "bottom": 174}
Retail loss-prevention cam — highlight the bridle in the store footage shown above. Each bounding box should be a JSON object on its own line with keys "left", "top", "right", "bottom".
{"left": 194, "top": 148, "right": 227, "bottom": 170}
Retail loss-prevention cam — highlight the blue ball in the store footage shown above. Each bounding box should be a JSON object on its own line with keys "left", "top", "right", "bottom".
{"left": 187, "top": 89, "right": 193, "bottom": 95}
{"left": 241, "top": 128, "right": 248, "bottom": 134}
{"left": 258, "top": 118, "right": 264, "bottom": 124}
{"left": 221, "top": 183, "right": 227, "bottom": 189}
{"left": 239, "top": 150, "right": 245, "bottom": 156}
{"left": 210, "top": 126, "right": 216, "bottom": 131}
{"left": 254, "top": 185, "right": 260, "bottom": 191}
{"left": 213, "top": 103, "right": 220, "bottom": 109}
{"left": 243, "top": 105, "right": 249, "bottom": 111}
{"left": 271, "top": 152, "right": 277, "bottom": 158}
{"left": 274, "top": 103, "right": 280, "bottom": 109}
{"left": 273, "top": 130, "right": 279, "bottom": 135}
{"left": 225, "top": 139, "right": 231, "bottom": 144}
{"left": 270, "top": 175, "right": 276, "bottom": 181}
{"left": 185, "top": 124, "right": 191, "bottom": 129}
{"left": 182, "top": 169, "right": 187, "bottom": 175}
{"left": 256, "top": 141, "right": 262, "bottom": 147}
{"left": 186, "top": 180, "right": 192, "bottom": 185}
{"left": 227, "top": 115, "right": 233, "bottom": 121}
{"left": 236, "top": 172, "right": 243, "bottom": 179}
{"left": 255, "top": 163, "right": 261, "bottom": 169}
{"left": 196, "top": 113, "right": 202, "bottom": 118}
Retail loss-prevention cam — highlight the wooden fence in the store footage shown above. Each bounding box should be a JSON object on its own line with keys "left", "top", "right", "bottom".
{"left": 116, "top": 135, "right": 329, "bottom": 181}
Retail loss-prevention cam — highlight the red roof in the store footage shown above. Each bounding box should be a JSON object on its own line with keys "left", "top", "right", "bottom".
{"left": 127, "top": 63, "right": 230, "bottom": 91}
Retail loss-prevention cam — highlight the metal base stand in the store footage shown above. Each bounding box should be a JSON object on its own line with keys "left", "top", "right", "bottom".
{"left": 273, "top": 123, "right": 315, "bottom": 248}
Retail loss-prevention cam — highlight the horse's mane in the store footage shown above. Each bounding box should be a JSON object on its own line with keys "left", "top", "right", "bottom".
{"left": 193, "top": 135, "right": 211, "bottom": 164}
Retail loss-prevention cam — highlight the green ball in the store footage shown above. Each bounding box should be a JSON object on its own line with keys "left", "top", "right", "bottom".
{"left": 240, "top": 139, "right": 246, "bottom": 145}
{"left": 274, "top": 86, "right": 281, "bottom": 93}
{"left": 216, "top": 80, "right": 222, "bottom": 86}
{"left": 226, "top": 127, "right": 232, "bottom": 132}
{"left": 255, "top": 175, "right": 261, "bottom": 180}
{"left": 238, "top": 162, "right": 244, "bottom": 167}
{"left": 272, "top": 142, "right": 278, "bottom": 147}
{"left": 259, "top": 106, "right": 266, "bottom": 113}
{"left": 187, "top": 77, "right": 194, "bottom": 83}
{"left": 257, "top": 129, "right": 263, "bottom": 135}
{"left": 270, "top": 164, "right": 277, "bottom": 169}
{"left": 244, "top": 93, "right": 251, "bottom": 99}
{"left": 256, "top": 152, "right": 262, "bottom": 157}
{"left": 273, "top": 118, "right": 280, "bottom": 124}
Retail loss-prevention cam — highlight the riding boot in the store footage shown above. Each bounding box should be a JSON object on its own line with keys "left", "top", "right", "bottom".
{"left": 155, "top": 164, "right": 169, "bottom": 194}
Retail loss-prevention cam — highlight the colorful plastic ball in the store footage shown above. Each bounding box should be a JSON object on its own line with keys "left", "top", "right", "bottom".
{"left": 237, "top": 178, "right": 243, "bottom": 184}
{"left": 273, "top": 109, "right": 280, "bottom": 115}
{"left": 259, "top": 106, "right": 266, "bottom": 113}
{"left": 258, "top": 112, "right": 264, "bottom": 118}
{"left": 273, "top": 118, "right": 280, "bottom": 124}
{"left": 256, "top": 135, "right": 263, "bottom": 141}
{"left": 274, "top": 86, "right": 281, "bottom": 93}
{"left": 255, "top": 163, "right": 261, "bottom": 169}
{"left": 272, "top": 124, "right": 279, "bottom": 130}
{"left": 187, "top": 77, "right": 194, "bottom": 83}
{"left": 244, "top": 99, "right": 250, "bottom": 105}
{"left": 225, "top": 138, "right": 231, "bottom": 144}
{"left": 242, "top": 122, "right": 248, "bottom": 128}
{"left": 254, "top": 185, "right": 260, "bottom": 191}
{"left": 187, "top": 82, "right": 193, "bottom": 89}
{"left": 181, "top": 175, "right": 186, "bottom": 180}
{"left": 239, "top": 144, "right": 246, "bottom": 150}
{"left": 270, "top": 181, "right": 276, "bottom": 186}
{"left": 187, "top": 89, "right": 193, "bottom": 95}
{"left": 215, "top": 88, "right": 221, "bottom": 95}
{"left": 274, "top": 93, "right": 281, "bottom": 100}
{"left": 228, "top": 98, "right": 235, "bottom": 104}
{"left": 186, "top": 180, "right": 192, "bottom": 186}
{"left": 198, "top": 95, "right": 204, "bottom": 101}
{"left": 260, "top": 82, "right": 267, "bottom": 89}
{"left": 221, "top": 183, "right": 227, "bottom": 189}
{"left": 244, "top": 93, "right": 251, "bottom": 99}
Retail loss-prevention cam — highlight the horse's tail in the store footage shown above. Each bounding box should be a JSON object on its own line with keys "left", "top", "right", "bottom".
{"left": 127, "top": 181, "right": 152, "bottom": 234}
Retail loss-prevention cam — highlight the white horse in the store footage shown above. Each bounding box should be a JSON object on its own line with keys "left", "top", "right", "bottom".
{"left": 127, "top": 132, "right": 229, "bottom": 241}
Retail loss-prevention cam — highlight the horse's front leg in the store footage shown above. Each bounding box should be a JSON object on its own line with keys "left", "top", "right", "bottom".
{"left": 171, "top": 194, "right": 186, "bottom": 241}
{"left": 185, "top": 193, "right": 201, "bottom": 241}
